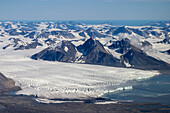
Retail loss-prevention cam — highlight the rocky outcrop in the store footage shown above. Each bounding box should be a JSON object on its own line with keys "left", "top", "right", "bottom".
{"left": 166, "top": 49, "right": 170, "bottom": 54}
{"left": 79, "top": 32, "right": 86, "bottom": 38}
{"left": 44, "top": 39, "right": 56, "bottom": 45}
{"left": 25, "top": 31, "right": 36, "bottom": 39}
{"left": 3, "top": 38, "right": 26, "bottom": 50}
{"left": 31, "top": 38, "right": 124, "bottom": 67}
{"left": 112, "top": 26, "right": 132, "bottom": 35}
{"left": 0, "top": 73, "right": 21, "bottom": 92}
{"left": 82, "top": 28, "right": 107, "bottom": 38}
{"left": 77, "top": 38, "right": 124, "bottom": 67}
{"left": 5, "top": 29, "right": 27, "bottom": 36}
{"left": 108, "top": 38, "right": 152, "bottom": 53}
{"left": 162, "top": 38, "right": 170, "bottom": 44}
{"left": 15, "top": 41, "right": 43, "bottom": 50}
{"left": 141, "top": 41, "right": 152, "bottom": 47}
{"left": 162, "top": 49, "right": 170, "bottom": 55}
{"left": 37, "top": 31, "right": 50, "bottom": 38}
{"left": 3, "top": 44, "right": 13, "bottom": 49}
{"left": 50, "top": 31, "right": 75, "bottom": 39}
{"left": 106, "top": 38, "right": 169, "bottom": 70}
{"left": 31, "top": 38, "right": 170, "bottom": 70}
{"left": 121, "top": 46, "right": 170, "bottom": 70}
{"left": 108, "top": 38, "right": 131, "bottom": 54}
{"left": 31, "top": 40, "right": 78, "bottom": 62}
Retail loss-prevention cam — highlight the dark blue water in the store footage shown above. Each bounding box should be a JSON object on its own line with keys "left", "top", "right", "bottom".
{"left": 103, "top": 75, "right": 170, "bottom": 105}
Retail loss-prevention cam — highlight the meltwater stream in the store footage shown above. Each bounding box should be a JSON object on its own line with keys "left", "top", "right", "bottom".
{"left": 103, "top": 74, "right": 170, "bottom": 105}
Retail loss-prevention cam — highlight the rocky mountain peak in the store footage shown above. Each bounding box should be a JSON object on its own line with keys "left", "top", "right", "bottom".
{"left": 31, "top": 40, "right": 77, "bottom": 62}
{"left": 112, "top": 26, "right": 132, "bottom": 35}
{"left": 77, "top": 38, "right": 106, "bottom": 56}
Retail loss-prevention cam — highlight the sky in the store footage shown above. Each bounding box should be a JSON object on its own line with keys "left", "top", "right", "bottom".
{"left": 0, "top": 0, "right": 170, "bottom": 20}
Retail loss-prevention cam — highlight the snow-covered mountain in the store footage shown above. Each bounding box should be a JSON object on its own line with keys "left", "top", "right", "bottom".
{"left": 0, "top": 21, "right": 170, "bottom": 100}
{"left": 31, "top": 38, "right": 170, "bottom": 70}
{"left": 0, "top": 21, "right": 170, "bottom": 70}
{"left": 31, "top": 40, "right": 78, "bottom": 62}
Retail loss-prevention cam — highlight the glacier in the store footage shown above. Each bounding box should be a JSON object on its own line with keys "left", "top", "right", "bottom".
{"left": 0, "top": 48, "right": 159, "bottom": 100}
{"left": 0, "top": 21, "right": 169, "bottom": 102}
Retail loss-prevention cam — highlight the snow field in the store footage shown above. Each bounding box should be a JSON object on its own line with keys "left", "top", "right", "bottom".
{"left": 0, "top": 49, "right": 160, "bottom": 99}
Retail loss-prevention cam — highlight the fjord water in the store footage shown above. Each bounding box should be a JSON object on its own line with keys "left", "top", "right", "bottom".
{"left": 103, "top": 74, "right": 170, "bottom": 105}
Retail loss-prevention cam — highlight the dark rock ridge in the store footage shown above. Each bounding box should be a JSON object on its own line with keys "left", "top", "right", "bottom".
{"left": 106, "top": 27, "right": 117, "bottom": 35}
{"left": 157, "top": 38, "right": 170, "bottom": 44}
{"left": 79, "top": 28, "right": 107, "bottom": 38}
{"left": 15, "top": 41, "right": 43, "bottom": 50}
{"left": 112, "top": 26, "right": 132, "bottom": 35}
{"left": 141, "top": 41, "right": 152, "bottom": 47}
{"left": 37, "top": 31, "right": 50, "bottom": 38}
{"left": 165, "top": 49, "right": 170, "bottom": 54}
{"left": 162, "top": 49, "right": 170, "bottom": 55}
{"left": 79, "top": 32, "right": 86, "bottom": 38}
{"left": 35, "top": 30, "right": 75, "bottom": 39}
{"left": 0, "top": 73, "right": 21, "bottom": 92}
{"left": 3, "top": 38, "right": 43, "bottom": 50}
{"left": 121, "top": 45, "right": 170, "bottom": 70}
{"left": 107, "top": 38, "right": 169, "bottom": 70}
{"left": 25, "top": 31, "right": 36, "bottom": 39}
{"left": 107, "top": 38, "right": 152, "bottom": 54}
{"left": 77, "top": 38, "right": 124, "bottom": 67}
{"left": 44, "top": 39, "right": 56, "bottom": 45}
{"left": 31, "top": 38, "right": 124, "bottom": 67}
{"left": 107, "top": 26, "right": 163, "bottom": 38}
{"left": 5, "top": 29, "right": 27, "bottom": 36}
{"left": 129, "top": 28, "right": 150, "bottom": 38}
{"left": 50, "top": 31, "right": 75, "bottom": 39}
{"left": 108, "top": 38, "right": 132, "bottom": 54}
{"left": 9, "top": 38, "right": 24, "bottom": 46}
{"left": 150, "top": 31, "right": 162, "bottom": 37}
{"left": 3, "top": 44, "right": 13, "bottom": 49}
{"left": 31, "top": 38, "right": 170, "bottom": 70}
{"left": 108, "top": 26, "right": 150, "bottom": 38}
{"left": 145, "top": 21, "right": 170, "bottom": 27}
{"left": 3, "top": 38, "right": 25, "bottom": 50}
{"left": 31, "top": 40, "right": 78, "bottom": 62}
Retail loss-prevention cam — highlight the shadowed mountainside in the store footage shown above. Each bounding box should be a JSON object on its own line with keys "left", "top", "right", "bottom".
{"left": 0, "top": 72, "right": 21, "bottom": 93}
{"left": 31, "top": 38, "right": 170, "bottom": 71}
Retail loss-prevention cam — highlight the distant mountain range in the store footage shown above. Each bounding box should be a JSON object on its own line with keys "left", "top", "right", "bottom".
{"left": 0, "top": 21, "right": 170, "bottom": 70}
{"left": 31, "top": 38, "right": 170, "bottom": 70}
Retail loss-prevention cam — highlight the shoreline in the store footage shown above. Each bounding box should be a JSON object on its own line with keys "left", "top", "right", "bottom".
{"left": 159, "top": 70, "right": 170, "bottom": 75}
{"left": 1, "top": 73, "right": 170, "bottom": 112}
{"left": 7, "top": 73, "right": 169, "bottom": 105}
{"left": 0, "top": 92, "right": 170, "bottom": 113}
{"left": 9, "top": 73, "right": 167, "bottom": 104}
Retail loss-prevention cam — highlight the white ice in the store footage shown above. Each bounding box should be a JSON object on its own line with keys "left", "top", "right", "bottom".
{"left": 0, "top": 48, "right": 160, "bottom": 100}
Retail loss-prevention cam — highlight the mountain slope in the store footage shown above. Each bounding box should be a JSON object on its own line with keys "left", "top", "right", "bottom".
{"left": 31, "top": 38, "right": 170, "bottom": 70}
{"left": 31, "top": 40, "right": 78, "bottom": 62}
{"left": 77, "top": 38, "right": 124, "bottom": 67}
{"left": 0, "top": 73, "right": 21, "bottom": 92}
{"left": 121, "top": 45, "right": 170, "bottom": 70}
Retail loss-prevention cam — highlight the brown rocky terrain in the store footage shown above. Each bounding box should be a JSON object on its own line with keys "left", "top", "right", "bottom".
{"left": 0, "top": 72, "right": 170, "bottom": 113}
{"left": 0, "top": 73, "right": 21, "bottom": 92}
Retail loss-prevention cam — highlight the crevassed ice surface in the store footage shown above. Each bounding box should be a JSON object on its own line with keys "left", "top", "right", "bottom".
{"left": 0, "top": 49, "right": 159, "bottom": 99}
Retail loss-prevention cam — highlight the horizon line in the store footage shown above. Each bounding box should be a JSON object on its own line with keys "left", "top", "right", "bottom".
{"left": 0, "top": 19, "right": 170, "bottom": 21}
